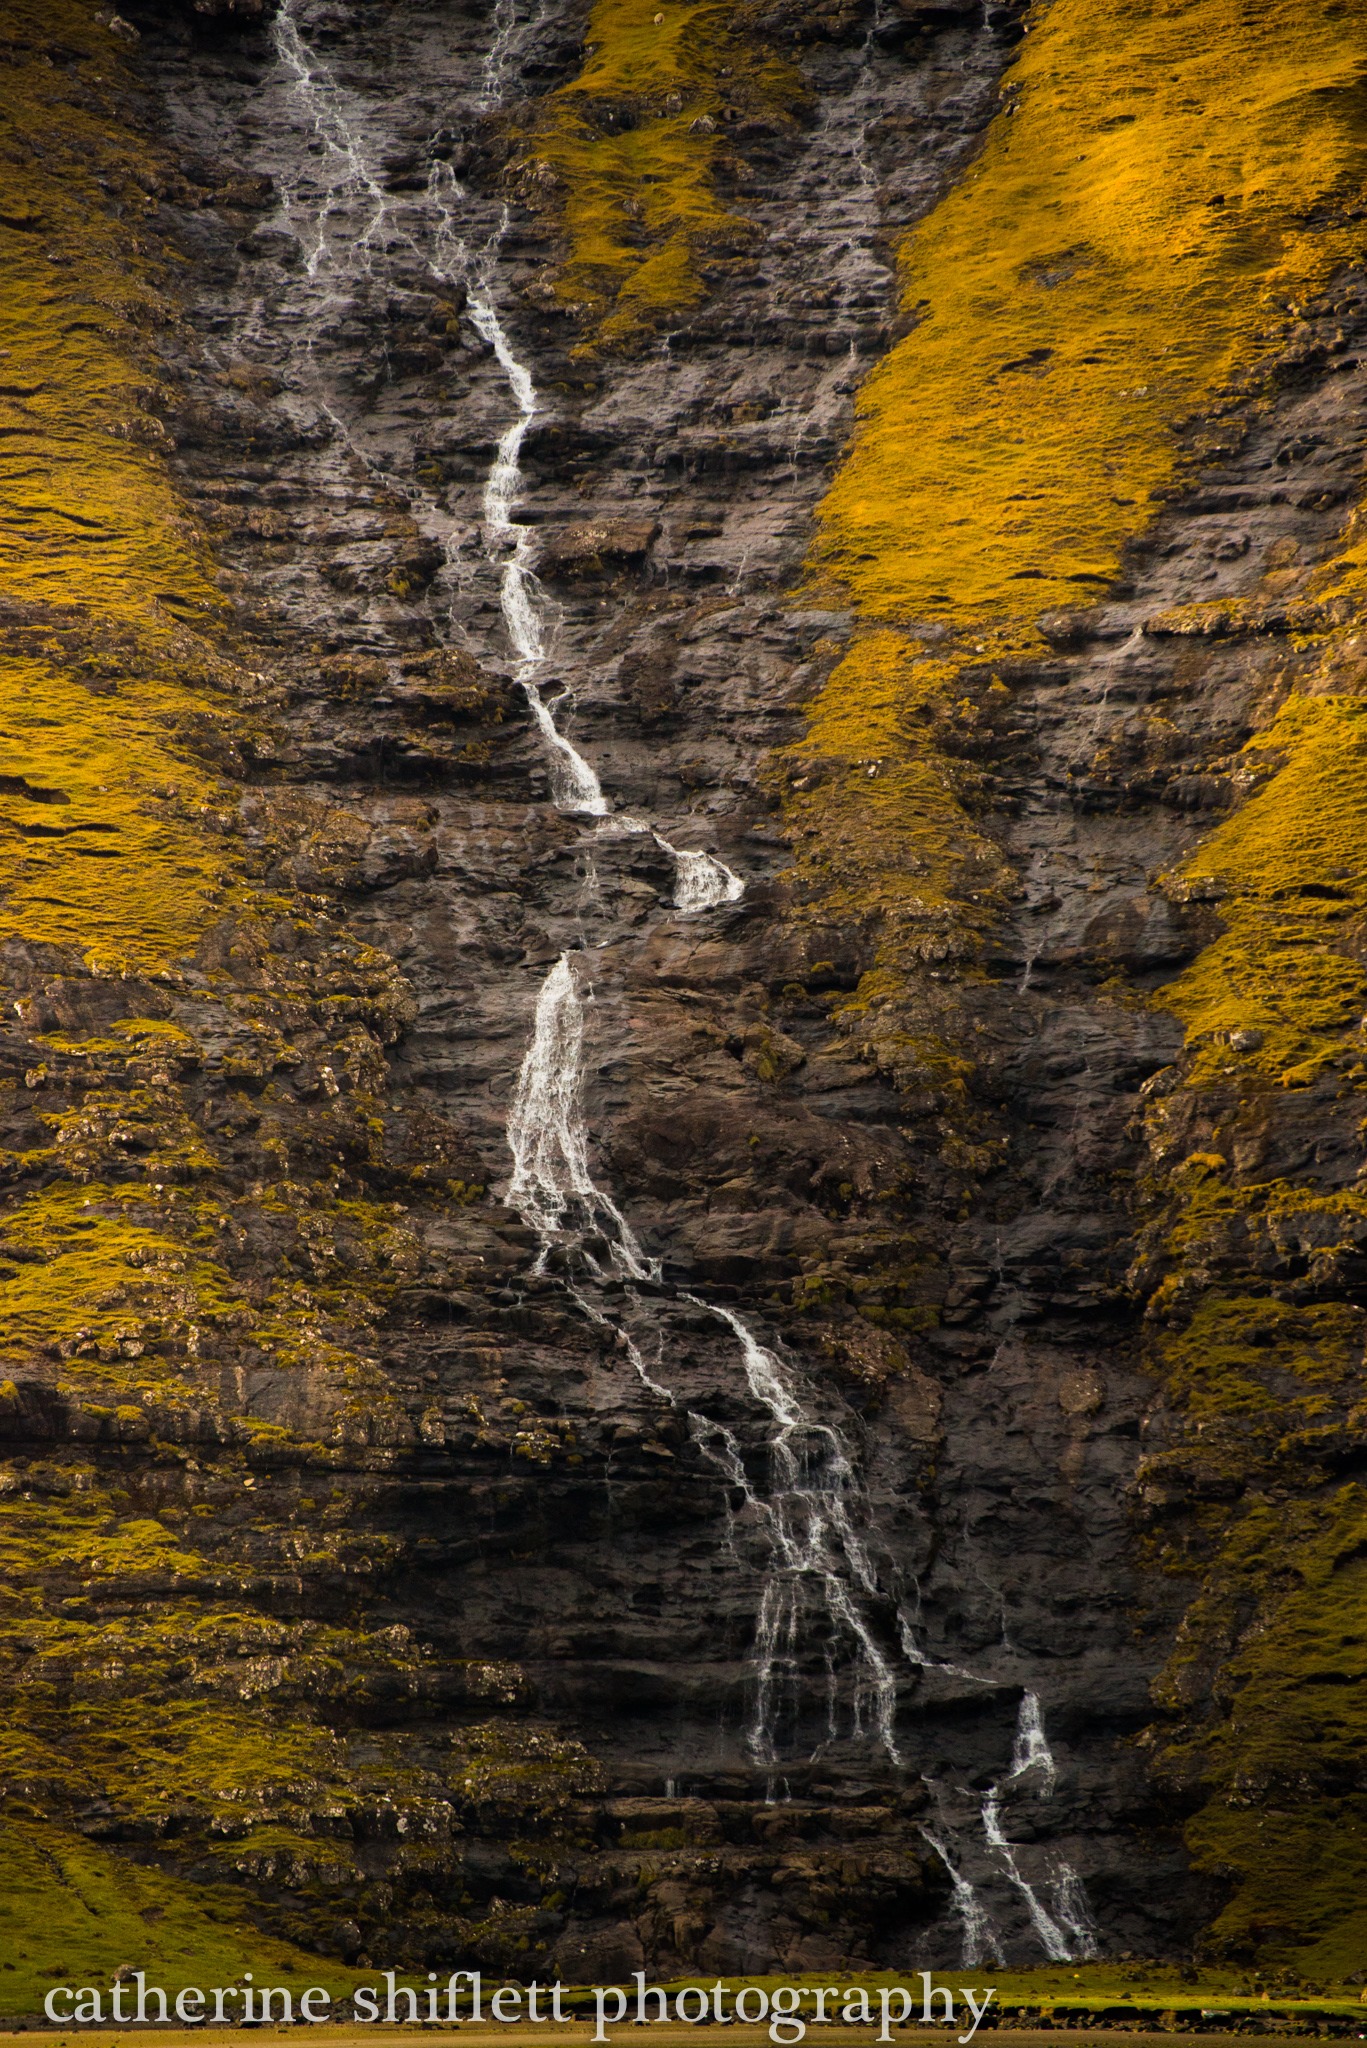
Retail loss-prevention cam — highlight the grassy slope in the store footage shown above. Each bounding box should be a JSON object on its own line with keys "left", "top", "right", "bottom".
{"left": 0, "top": 1820, "right": 343, "bottom": 2013}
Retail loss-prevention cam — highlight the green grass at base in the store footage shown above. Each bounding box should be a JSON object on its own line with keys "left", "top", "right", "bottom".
{"left": 0, "top": 1820, "right": 348, "bottom": 2018}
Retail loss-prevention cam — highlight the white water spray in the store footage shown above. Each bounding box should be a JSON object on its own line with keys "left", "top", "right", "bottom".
{"left": 1051, "top": 1864, "right": 1102, "bottom": 1959}
{"left": 671, "top": 846, "right": 745, "bottom": 912}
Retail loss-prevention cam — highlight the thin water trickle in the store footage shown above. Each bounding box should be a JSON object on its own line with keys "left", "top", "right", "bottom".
{"left": 968, "top": 1689, "right": 1095, "bottom": 1962}
{"left": 1051, "top": 1865, "right": 1102, "bottom": 1960}
{"left": 921, "top": 1829, "right": 1006, "bottom": 1969}
{"left": 981, "top": 1786, "right": 1073, "bottom": 1962}
{"left": 466, "top": 273, "right": 749, "bottom": 887}
{"left": 500, "top": 935, "right": 907, "bottom": 1767}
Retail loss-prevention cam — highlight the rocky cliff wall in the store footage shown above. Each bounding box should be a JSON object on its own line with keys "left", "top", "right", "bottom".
{"left": 0, "top": 0, "right": 1363, "bottom": 1998}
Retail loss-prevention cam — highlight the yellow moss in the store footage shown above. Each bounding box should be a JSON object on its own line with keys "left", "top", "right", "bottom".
{"left": 0, "top": 660, "right": 231, "bottom": 970}
{"left": 0, "top": 18, "right": 426, "bottom": 1426}
{"left": 0, "top": 2, "right": 215, "bottom": 617}
{"left": 1155, "top": 1490, "right": 1367, "bottom": 1973}
{"left": 0, "top": 1183, "right": 237, "bottom": 1374}
{"left": 39, "top": 1084, "right": 221, "bottom": 1182}
{"left": 0, "top": 1180, "right": 410, "bottom": 1425}
{"left": 0, "top": 1507, "right": 203, "bottom": 1584}
{"left": 109, "top": 1017, "right": 198, "bottom": 1044}
{"left": 1160, "top": 1296, "right": 1362, "bottom": 1426}
{"left": 792, "top": 0, "right": 1367, "bottom": 1017}
{"left": 815, "top": 0, "right": 1367, "bottom": 622}
{"left": 1158, "top": 695, "right": 1367, "bottom": 1085}
{"left": 0, "top": 2, "right": 240, "bottom": 975}
{"left": 0, "top": 2, "right": 548, "bottom": 1967}
{"left": 515, "top": 0, "right": 803, "bottom": 344}
{"left": 777, "top": 629, "right": 1012, "bottom": 973}
{"left": 1138, "top": 608, "right": 1367, "bottom": 1964}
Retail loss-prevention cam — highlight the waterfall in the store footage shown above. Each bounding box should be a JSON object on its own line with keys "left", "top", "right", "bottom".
{"left": 921, "top": 1830, "right": 1006, "bottom": 1970}
{"left": 1009, "top": 1689, "right": 1058, "bottom": 1794}
{"left": 267, "top": 3, "right": 732, "bottom": 892}
{"left": 466, "top": 273, "right": 745, "bottom": 903}
{"left": 670, "top": 845, "right": 745, "bottom": 913}
{"left": 501, "top": 950, "right": 903, "bottom": 1766}
{"left": 505, "top": 952, "right": 654, "bottom": 1282}
{"left": 963, "top": 1690, "right": 1098, "bottom": 1963}
{"left": 257, "top": 0, "right": 1106, "bottom": 1965}
{"left": 981, "top": 1786, "right": 1074, "bottom": 1963}
{"left": 466, "top": 286, "right": 553, "bottom": 673}
{"left": 464, "top": 285, "right": 611, "bottom": 817}
{"left": 1052, "top": 1864, "right": 1102, "bottom": 1960}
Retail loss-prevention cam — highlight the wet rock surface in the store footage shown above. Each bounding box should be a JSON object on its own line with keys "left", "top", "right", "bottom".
{"left": 8, "top": 0, "right": 1365, "bottom": 1984}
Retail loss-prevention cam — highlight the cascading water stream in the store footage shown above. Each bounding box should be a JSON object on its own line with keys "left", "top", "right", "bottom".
{"left": 1009, "top": 1687, "right": 1058, "bottom": 1793}
{"left": 505, "top": 954, "right": 654, "bottom": 1281}
{"left": 266, "top": 0, "right": 738, "bottom": 906}
{"left": 920, "top": 1829, "right": 1007, "bottom": 1971}
{"left": 503, "top": 948, "right": 903, "bottom": 1765}
{"left": 258, "top": 0, "right": 1101, "bottom": 1963}
{"left": 972, "top": 1693, "right": 1099, "bottom": 1964}
{"left": 464, "top": 283, "right": 611, "bottom": 818}
{"left": 465, "top": 274, "right": 743, "bottom": 907}
{"left": 981, "top": 1787, "right": 1073, "bottom": 1963}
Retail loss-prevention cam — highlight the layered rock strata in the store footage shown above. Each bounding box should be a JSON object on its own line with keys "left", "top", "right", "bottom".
{"left": 0, "top": 0, "right": 1363, "bottom": 1993}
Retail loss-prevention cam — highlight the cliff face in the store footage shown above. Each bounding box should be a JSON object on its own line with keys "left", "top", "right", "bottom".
{"left": 1, "top": 0, "right": 1364, "bottom": 1996}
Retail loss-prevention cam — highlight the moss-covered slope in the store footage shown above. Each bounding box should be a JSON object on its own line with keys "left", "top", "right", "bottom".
{"left": 1129, "top": 563, "right": 1367, "bottom": 1976}
{"left": 773, "top": 0, "right": 1367, "bottom": 1977}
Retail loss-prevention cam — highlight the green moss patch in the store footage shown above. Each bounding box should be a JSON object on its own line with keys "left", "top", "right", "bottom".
{"left": 768, "top": 0, "right": 1367, "bottom": 1974}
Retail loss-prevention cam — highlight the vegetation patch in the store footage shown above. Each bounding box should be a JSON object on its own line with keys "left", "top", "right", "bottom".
{"left": 779, "top": 0, "right": 1367, "bottom": 1975}
{"left": 508, "top": 0, "right": 807, "bottom": 347}
{"left": 814, "top": 0, "right": 1367, "bottom": 623}
{"left": 0, "top": 1819, "right": 336, "bottom": 2017}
